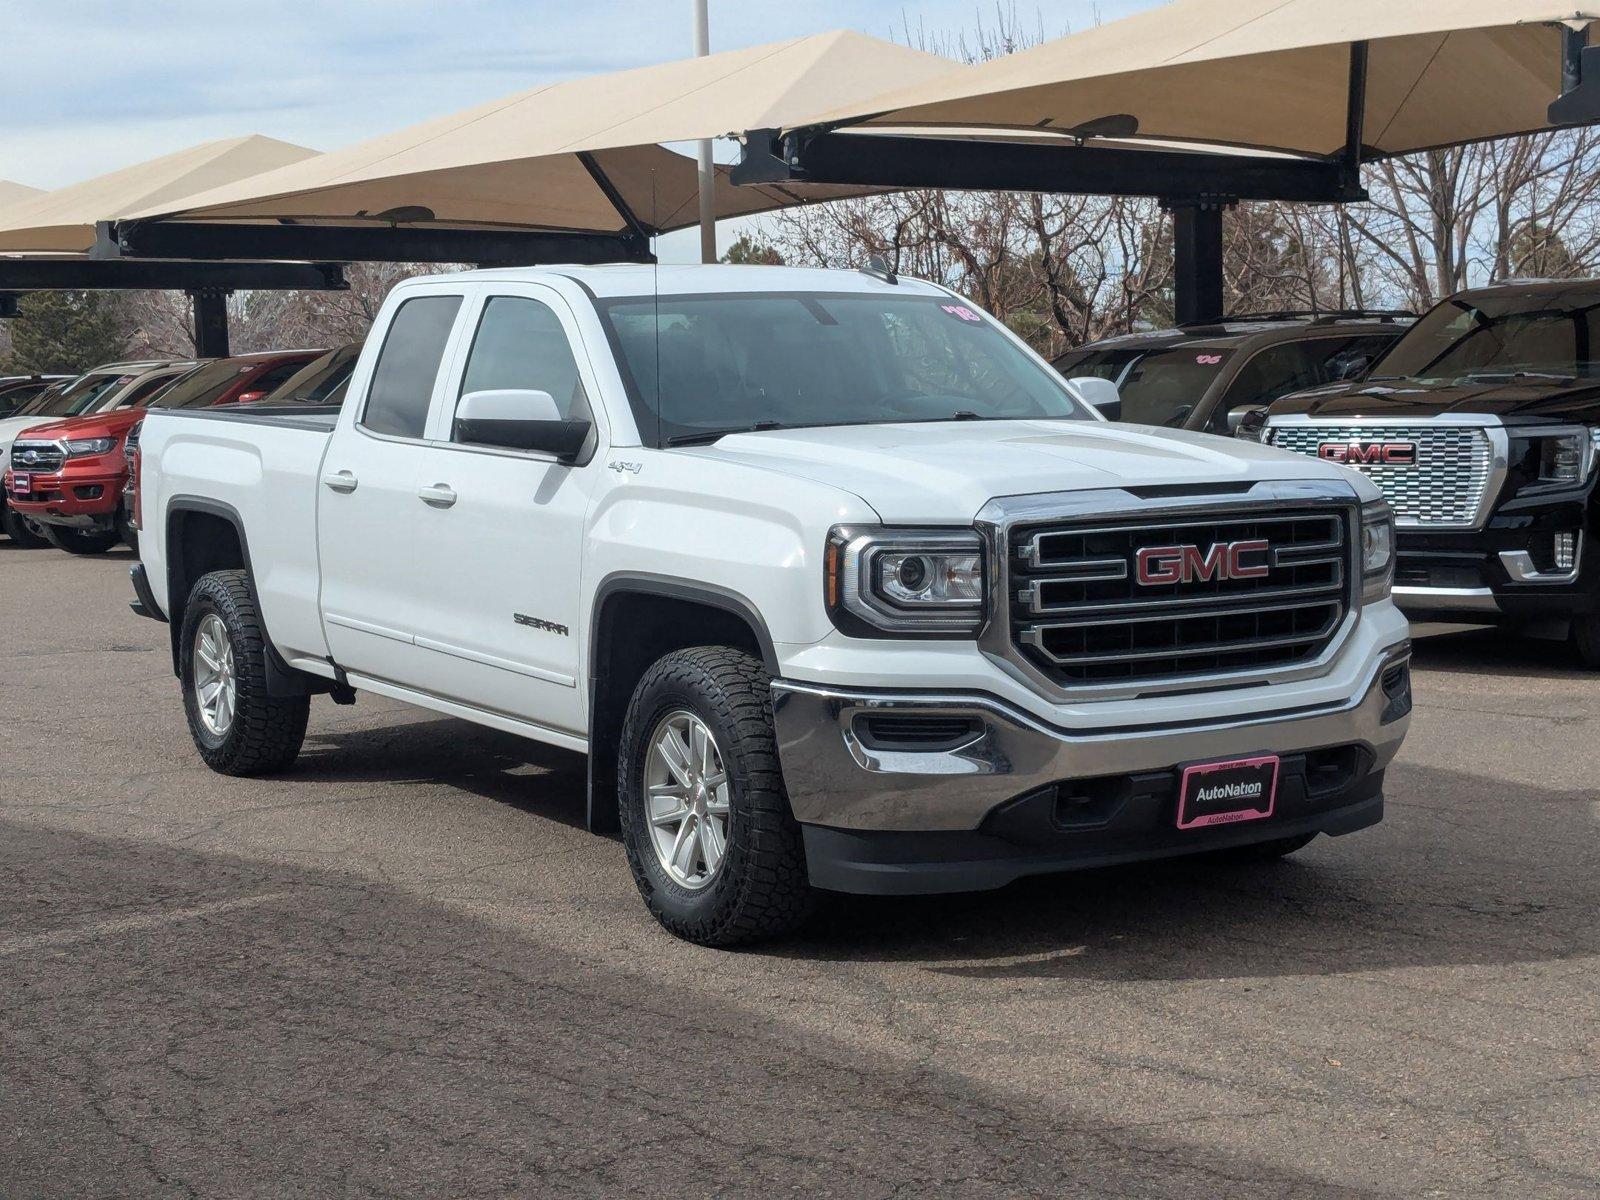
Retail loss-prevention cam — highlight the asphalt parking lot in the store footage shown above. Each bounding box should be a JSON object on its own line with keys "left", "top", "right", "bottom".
{"left": 2, "top": 542, "right": 1597, "bottom": 1199}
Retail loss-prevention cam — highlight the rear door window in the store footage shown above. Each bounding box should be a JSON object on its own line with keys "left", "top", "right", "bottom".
{"left": 361, "top": 296, "right": 464, "bottom": 440}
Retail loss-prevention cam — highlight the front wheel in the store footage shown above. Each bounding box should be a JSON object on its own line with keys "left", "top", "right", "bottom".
{"left": 42, "top": 524, "right": 120, "bottom": 555}
{"left": 180, "top": 569, "right": 309, "bottom": 775}
{"left": 2, "top": 504, "right": 49, "bottom": 548}
{"left": 618, "top": 646, "right": 814, "bottom": 947}
{"left": 1574, "top": 613, "right": 1600, "bottom": 669}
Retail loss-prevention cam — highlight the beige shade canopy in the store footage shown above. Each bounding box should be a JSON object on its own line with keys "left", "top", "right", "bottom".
{"left": 124, "top": 31, "right": 955, "bottom": 235}
{"left": 0, "top": 180, "right": 43, "bottom": 212}
{"left": 0, "top": 136, "right": 317, "bottom": 253}
{"left": 793, "top": 1, "right": 1600, "bottom": 160}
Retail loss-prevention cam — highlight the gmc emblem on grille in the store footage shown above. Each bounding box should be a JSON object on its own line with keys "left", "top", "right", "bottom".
{"left": 1136, "top": 540, "right": 1271, "bottom": 586}
{"left": 1318, "top": 440, "right": 1417, "bottom": 465}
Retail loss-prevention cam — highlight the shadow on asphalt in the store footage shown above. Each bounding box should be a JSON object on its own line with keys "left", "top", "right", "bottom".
{"left": 1, "top": 818, "right": 1381, "bottom": 1198}
{"left": 242, "top": 711, "right": 1598, "bottom": 986}
{"left": 296, "top": 718, "right": 592, "bottom": 832}
{"left": 1409, "top": 623, "right": 1590, "bottom": 680}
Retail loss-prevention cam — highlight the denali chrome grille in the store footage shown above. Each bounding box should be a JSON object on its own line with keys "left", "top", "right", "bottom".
{"left": 1268, "top": 423, "right": 1494, "bottom": 528}
{"left": 1007, "top": 509, "right": 1353, "bottom": 687}
{"left": 10, "top": 440, "right": 65, "bottom": 473}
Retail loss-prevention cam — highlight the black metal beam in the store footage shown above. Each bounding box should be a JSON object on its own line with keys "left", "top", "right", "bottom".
{"left": 95, "top": 220, "right": 651, "bottom": 267}
{"left": 0, "top": 294, "right": 20, "bottom": 319}
{"left": 1171, "top": 202, "right": 1226, "bottom": 326}
{"left": 576, "top": 151, "right": 658, "bottom": 244}
{"left": 189, "top": 289, "right": 231, "bottom": 358}
{"left": 1551, "top": 26, "right": 1600, "bottom": 125}
{"left": 1343, "top": 41, "right": 1370, "bottom": 184}
{"left": 0, "top": 258, "right": 346, "bottom": 292}
{"left": 734, "top": 128, "right": 1364, "bottom": 204}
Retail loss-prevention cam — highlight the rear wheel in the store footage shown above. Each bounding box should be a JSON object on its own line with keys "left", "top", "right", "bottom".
{"left": 180, "top": 569, "right": 309, "bottom": 775}
{"left": 2, "top": 504, "right": 49, "bottom": 548}
{"left": 618, "top": 646, "right": 814, "bottom": 947}
{"left": 42, "top": 524, "right": 120, "bottom": 555}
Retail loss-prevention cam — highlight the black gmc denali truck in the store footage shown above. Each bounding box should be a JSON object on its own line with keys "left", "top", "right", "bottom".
{"left": 1250, "top": 280, "right": 1600, "bottom": 664}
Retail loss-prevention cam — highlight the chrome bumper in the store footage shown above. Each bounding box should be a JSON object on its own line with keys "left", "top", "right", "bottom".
{"left": 1393, "top": 586, "right": 1501, "bottom": 614}
{"left": 771, "top": 643, "right": 1412, "bottom": 832}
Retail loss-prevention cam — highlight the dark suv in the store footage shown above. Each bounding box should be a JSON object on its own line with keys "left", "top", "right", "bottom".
{"left": 1253, "top": 280, "right": 1600, "bottom": 665}
{"left": 1053, "top": 312, "right": 1411, "bottom": 435}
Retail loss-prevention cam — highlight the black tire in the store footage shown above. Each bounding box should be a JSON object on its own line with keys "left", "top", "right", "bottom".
{"left": 116, "top": 513, "right": 139, "bottom": 557}
{"left": 2, "top": 503, "right": 50, "bottom": 548}
{"left": 42, "top": 524, "right": 120, "bottom": 555}
{"left": 1574, "top": 614, "right": 1600, "bottom": 669}
{"left": 618, "top": 646, "right": 814, "bottom": 947}
{"left": 1206, "top": 832, "right": 1318, "bottom": 864}
{"left": 179, "top": 569, "right": 309, "bottom": 775}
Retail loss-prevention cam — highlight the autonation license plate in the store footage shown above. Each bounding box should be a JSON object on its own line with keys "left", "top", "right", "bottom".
{"left": 1177, "top": 754, "right": 1280, "bottom": 830}
{"left": 10, "top": 473, "right": 30, "bottom": 497}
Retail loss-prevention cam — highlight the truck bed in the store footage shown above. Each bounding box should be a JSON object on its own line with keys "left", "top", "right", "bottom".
{"left": 155, "top": 404, "right": 343, "bottom": 433}
{"left": 140, "top": 404, "right": 338, "bottom": 666}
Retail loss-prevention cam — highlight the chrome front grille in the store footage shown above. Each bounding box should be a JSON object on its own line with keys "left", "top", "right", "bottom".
{"left": 9, "top": 440, "right": 65, "bottom": 473}
{"left": 1268, "top": 423, "right": 1495, "bottom": 528}
{"left": 1007, "top": 508, "right": 1354, "bottom": 688}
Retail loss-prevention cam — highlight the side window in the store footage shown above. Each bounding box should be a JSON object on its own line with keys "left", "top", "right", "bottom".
{"left": 455, "top": 296, "right": 591, "bottom": 431}
{"left": 361, "top": 295, "right": 463, "bottom": 439}
{"left": 248, "top": 360, "right": 307, "bottom": 396}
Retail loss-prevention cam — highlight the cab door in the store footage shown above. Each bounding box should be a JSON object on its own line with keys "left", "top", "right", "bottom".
{"left": 405, "top": 284, "right": 604, "bottom": 738}
{"left": 316, "top": 287, "right": 467, "bottom": 685}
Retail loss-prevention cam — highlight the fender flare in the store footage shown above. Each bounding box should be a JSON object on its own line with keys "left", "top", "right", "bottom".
{"left": 163, "top": 495, "right": 320, "bottom": 698}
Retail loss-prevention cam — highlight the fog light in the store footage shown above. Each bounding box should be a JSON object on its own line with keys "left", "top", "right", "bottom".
{"left": 1554, "top": 531, "right": 1577, "bottom": 572}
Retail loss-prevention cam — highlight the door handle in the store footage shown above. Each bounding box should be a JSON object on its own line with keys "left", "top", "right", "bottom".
{"left": 322, "top": 470, "right": 358, "bottom": 494}
{"left": 418, "top": 483, "right": 457, "bottom": 508}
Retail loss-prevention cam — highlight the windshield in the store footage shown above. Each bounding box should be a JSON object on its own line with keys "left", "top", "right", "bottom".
{"left": 1374, "top": 289, "right": 1600, "bottom": 382}
{"left": 146, "top": 359, "right": 247, "bottom": 410}
{"left": 1055, "top": 347, "right": 1234, "bottom": 426}
{"left": 594, "top": 291, "right": 1091, "bottom": 445}
{"left": 260, "top": 344, "right": 360, "bottom": 405}
{"left": 44, "top": 372, "right": 134, "bottom": 418}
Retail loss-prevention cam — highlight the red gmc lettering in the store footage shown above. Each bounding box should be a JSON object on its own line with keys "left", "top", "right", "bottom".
{"left": 1318, "top": 442, "right": 1417, "bottom": 465}
{"left": 1136, "top": 540, "right": 1271, "bottom": 586}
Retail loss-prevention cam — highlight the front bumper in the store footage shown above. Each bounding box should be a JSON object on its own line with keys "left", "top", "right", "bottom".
{"left": 4, "top": 465, "right": 124, "bottom": 530}
{"left": 772, "top": 642, "right": 1411, "bottom": 895}
{"left": 1391, "top": 505, "right": 1598, "bottom": 622}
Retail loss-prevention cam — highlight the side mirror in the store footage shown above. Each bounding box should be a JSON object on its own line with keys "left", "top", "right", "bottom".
{"left": 1230, "top": 406, "right": 1269, "bottom": 440}
{"left": 454, "top": 389, "right": 591, "bottom": 462}
{"left": 1334, "top": 355, "right": 1374, "bottom": 382}
{"left": 1063, "top": 376, "right": 1121, "bottom": 420}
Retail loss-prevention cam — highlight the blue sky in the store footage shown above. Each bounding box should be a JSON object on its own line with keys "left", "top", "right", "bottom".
{"left": 0, "top": 0, "right": 1163, "bottom": 259}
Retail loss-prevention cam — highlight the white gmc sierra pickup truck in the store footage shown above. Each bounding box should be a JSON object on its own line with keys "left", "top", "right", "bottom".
{"left": 132, "top": 264, "right": 1413, "bottom": 945}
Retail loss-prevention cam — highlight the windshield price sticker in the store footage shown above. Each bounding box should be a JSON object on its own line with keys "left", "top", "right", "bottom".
{"left": 1196, "top": 354, "right": 1224, "bottom": 366}
{"left": 941, "top": 303, "right": 983, "bottom": 323}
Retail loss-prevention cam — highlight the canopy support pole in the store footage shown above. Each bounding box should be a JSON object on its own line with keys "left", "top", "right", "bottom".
{"left": 693, "top": 0, "right": 716, "bottom": 263}
{"left": 1343, "top": 41, "right": 1369, "bottom": 187}
{"left": 1551, "top": 25, "right": 1600, "bottom": 124}
{"left": 1169, "top": 201, "right": 1227, "bottom": 326}
{"left": 189, "top": 289, "right": 231, "bottom": 358}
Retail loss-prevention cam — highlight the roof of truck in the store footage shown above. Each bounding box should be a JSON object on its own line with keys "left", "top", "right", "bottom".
{"left": 424, "top": 263, "right": 953, "bottom": 299}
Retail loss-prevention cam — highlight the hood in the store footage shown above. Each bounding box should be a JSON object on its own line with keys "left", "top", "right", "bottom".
{"left": 685, "top": 419, "right": 1361, "bottom": 523}
{"left": 12, "top": 408, "right": 145, "bottom": 444}
{"left": 1270, "top": 376, "right": 1600, "bottom": 424}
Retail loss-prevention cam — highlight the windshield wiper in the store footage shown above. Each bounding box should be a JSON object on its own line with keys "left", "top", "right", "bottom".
{"left": 1461, "top": 370, "right": 1575, "bottom": 382}
{"left": 666, "top": 420, "right": 786, "bottom": 447}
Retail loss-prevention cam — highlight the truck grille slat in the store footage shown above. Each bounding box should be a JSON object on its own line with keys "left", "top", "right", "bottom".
{"left": 1008, "top": 509, "right": 1354, "bottom": 686}
{"left": 1268, "top": 424, "right": 1493, "bottom": 527}
{"left": 10, "top": 440, "right": 65, "bottom": 473}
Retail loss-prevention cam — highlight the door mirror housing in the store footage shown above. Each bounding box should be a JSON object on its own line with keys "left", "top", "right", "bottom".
{"left": 454, "top": 389, "right": 591, "bottom": 461}
{"left": 1062, "top": 376, "right": 1121, "bottom": 420}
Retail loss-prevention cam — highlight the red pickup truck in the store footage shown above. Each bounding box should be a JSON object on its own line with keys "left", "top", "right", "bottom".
{"left": 6, "top": 350, "right": 321, "bottom": 554}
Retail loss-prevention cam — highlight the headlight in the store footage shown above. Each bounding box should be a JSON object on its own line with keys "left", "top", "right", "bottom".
{"left": 64, "top": 436, "right": 117, "bottom": 457}
{"left": 1361, "top": 499, "right": 1395, "bottom": 604}
{"left": 825, "top": 526, "right": 985, "bottom": 637}
{"left": 1519, "top": 426, "right": 1597, "bottom": 487}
